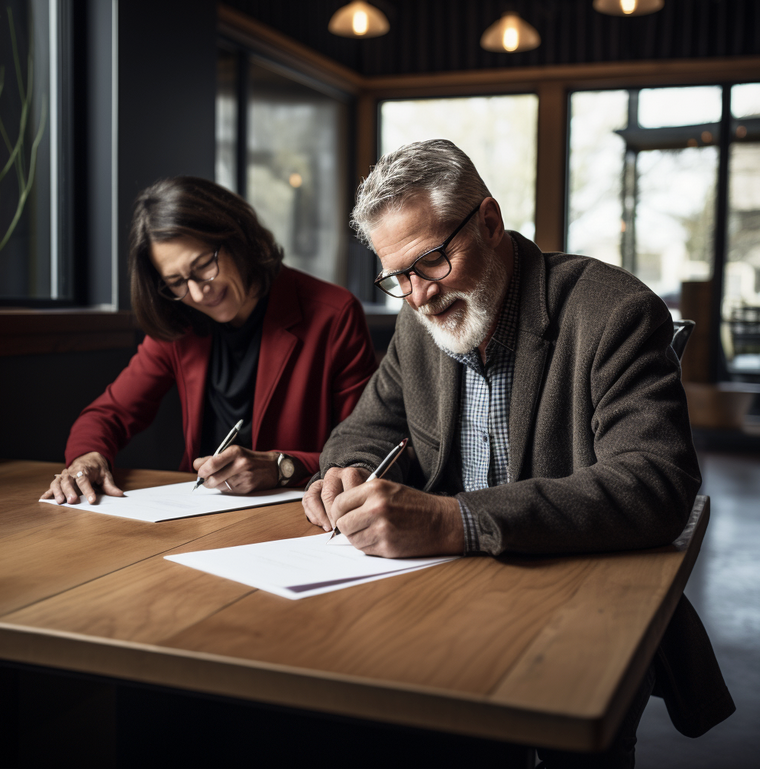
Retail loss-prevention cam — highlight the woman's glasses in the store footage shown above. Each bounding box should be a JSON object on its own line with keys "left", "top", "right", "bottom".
{"left": 157, "top": 249, "right": 220, "bottom": 301}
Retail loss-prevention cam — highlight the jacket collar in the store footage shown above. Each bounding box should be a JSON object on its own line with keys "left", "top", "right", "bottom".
{"left": 510, "top": 231, "right": 550, "bottom": 340}
{"left": 253, "top": 266, "right": 302, "bottom": 443}
{"left": 507, "top": 232, "right": 552, "bottom": 481}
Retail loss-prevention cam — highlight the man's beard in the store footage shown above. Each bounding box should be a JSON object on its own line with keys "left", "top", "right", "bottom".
{"left": 413, "top": 251, "right": 509, "bottom": 355}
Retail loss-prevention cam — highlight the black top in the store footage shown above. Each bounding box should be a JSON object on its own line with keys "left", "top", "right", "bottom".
{"left": 199, "top": 294, "right": 269, "bottom": 458}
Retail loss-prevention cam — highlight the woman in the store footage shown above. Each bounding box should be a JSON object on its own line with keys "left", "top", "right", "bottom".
{"left": 43, "top": 177, "right": 377, "bottom": 504}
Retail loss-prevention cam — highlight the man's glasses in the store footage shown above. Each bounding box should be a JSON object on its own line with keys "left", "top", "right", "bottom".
{"left": 373, "top": 203, "right": 481, "bottom": 299}
{"left": 157, "top": 248, "right": 220, "bottom": 301}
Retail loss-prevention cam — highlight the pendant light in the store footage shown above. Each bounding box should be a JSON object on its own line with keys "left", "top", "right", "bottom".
{"left": 480, "top": 12, "right": 541, "bottom": 54}
{"left": 328, "top": 1, "right": 390, "bottom": 38}
{"left": 593, "top": 0, "right": 664, "bottom": 16}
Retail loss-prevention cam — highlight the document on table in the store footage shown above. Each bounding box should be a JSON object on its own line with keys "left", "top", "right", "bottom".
{"left": 39, "top": 482, "right": 304, "bottom": 522}
{"left": 165, "top": 533, "right": 459, "bottom": 599}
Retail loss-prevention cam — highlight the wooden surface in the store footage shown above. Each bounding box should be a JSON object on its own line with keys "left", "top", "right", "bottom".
{"left": 0, "top": 460, "right": 708, "bottom": 752}
{"left": 0, "top": 311, "right": 139, "bottom": 356}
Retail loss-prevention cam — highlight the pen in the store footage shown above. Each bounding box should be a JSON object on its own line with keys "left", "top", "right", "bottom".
{"left": 328, "top": 437, "right": 408, "bottom": 540}
{"left": 192, "top": 419, "right": 244, "bottom": 492}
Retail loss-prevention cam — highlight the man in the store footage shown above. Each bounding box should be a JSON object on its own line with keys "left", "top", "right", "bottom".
{"left": 303, "top": 139, "right": 734, "bottom": 766}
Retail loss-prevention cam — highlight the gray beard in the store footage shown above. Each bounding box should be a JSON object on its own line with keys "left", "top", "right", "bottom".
{"left": 413, "top": 252, "right": 509, "bottom": 355}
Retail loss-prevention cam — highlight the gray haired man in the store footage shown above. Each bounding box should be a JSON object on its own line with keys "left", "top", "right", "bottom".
{"left": 303, "top": 139, "right": 733, "bottom": 767}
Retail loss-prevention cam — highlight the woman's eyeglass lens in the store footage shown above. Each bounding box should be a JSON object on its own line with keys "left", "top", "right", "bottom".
{"left": 157, "top": 249, "right": 220, "bottom": 301}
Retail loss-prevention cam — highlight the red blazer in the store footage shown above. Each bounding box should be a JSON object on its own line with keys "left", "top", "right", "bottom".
{"left": 65, "top": 267, "right": 378, "bottom": 479}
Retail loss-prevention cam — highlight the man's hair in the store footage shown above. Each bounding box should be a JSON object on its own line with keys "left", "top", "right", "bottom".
{"left": 351, "top": 139, "right": 492, "bottom": 251}
{"left": 128, "top": 176, "right": 283, "bottom": 341}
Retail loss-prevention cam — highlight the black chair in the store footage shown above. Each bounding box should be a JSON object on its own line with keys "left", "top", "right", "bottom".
{"left": 672, "top": 319, "right": 695, "bottom": 361}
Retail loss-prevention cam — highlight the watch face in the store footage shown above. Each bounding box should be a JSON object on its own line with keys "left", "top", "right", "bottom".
{"left": 279, "top": 455, "right": 295, "bottom": 479}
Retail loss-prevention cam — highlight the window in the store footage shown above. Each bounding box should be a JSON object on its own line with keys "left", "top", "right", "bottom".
{"left": 567, "top": 90, "right": 629, "bottom": 269}
{"left": 216, "top": 46, "right": 350, "bottom": 286}
{"left": 1, "top": 0, "right": 56, "bottom": 302}
{"left": 568, "top": 86, "right": 720, "bottom": 309}
{"left": 0, "top": 0, "right": 85, "bottom": 305}
{"left": 568, "top": 83, "right": 760, "bottom": 379}
{"left": 215, "top": 47, "right": 238, "bottom": 195}
{"left": 726, "top": 83, "right": 760, "bottom": 376}
{"left": 378, "top": 94, "right": 538, "bottom": 307}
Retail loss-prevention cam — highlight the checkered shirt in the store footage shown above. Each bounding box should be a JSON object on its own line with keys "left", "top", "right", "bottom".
{"left": 444, "top": 236, "right": 521, "bottom": 554}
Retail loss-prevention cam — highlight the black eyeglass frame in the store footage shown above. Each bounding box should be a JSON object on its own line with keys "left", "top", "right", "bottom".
{"left": 157, "top": 248, "right": 221, "bottom": 301}
{"left": 373, "top": 203, "right": 483, "bottom": 299}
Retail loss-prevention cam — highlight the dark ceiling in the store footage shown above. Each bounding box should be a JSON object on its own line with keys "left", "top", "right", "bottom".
{"left": 224, "top": 0, "right": 759, "bottom": 77}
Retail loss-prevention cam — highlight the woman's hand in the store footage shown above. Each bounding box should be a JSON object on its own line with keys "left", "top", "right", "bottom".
{"left": 193, "top": 446, "right": 288, "bottom": 494}
{"left": 41, "top": 452, "right": 124, "bottom": 504}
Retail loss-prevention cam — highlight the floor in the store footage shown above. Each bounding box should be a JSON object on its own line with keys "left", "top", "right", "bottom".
{"left": 635, "top": 449, "right": 760, "bottom": 768}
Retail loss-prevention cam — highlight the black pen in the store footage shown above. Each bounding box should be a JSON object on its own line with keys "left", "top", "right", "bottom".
{"left": 192, "top": 419, "right": 244, "bottom": 492}
{"left": 328, "top": 437, "right": 408, "bottom": 540}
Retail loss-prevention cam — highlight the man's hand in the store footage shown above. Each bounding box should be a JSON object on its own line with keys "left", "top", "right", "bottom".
{"left": 302, "top": 466, "right": 370, "bottom": 531}
{"left": 329, "top": 479, "right": 464, "bottom": 558}
{"left": 41, "top": 452, "right": 124, "bottom": 505}
{"left": 193, "top": 446, "right": 280, "bottom": 493}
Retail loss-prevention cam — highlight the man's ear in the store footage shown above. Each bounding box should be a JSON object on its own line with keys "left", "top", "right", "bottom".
{"left": 480, "top": 197, "right": 505, "bottom": 245}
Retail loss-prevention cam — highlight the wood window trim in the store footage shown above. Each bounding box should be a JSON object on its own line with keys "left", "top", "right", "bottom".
{"left": 217, "top": 5, "right": 760, "bottom": 253}
{"left": 218, "top": 3, "right": 760, "bottom": 96}
{"left": 9, "top": 11, "right": 759, "bottom": 352}
{"left": 0, "top": 310, "right": 141, "bottom": 357}
{"left": 358, "top": 56, "right": 760, "bottom": 253}
{"left": 217, "top": 4, "right": 362, "bottom": 96}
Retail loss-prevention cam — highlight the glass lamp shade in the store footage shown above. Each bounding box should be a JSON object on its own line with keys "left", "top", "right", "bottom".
{"left": 328, "top": 1, "right": 390, "bottom": 38}
{"left": 593, "top": 0, "right": 664, "bottom": 16}
{"left": 480, "top": 12, "right": 541, "bottom": 53}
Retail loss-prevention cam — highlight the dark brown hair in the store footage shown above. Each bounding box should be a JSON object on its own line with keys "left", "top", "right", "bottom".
{"left": 128, "top": 176, "right": 284, "bottom": 340}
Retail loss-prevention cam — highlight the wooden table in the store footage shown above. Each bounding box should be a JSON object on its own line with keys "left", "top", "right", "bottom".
{"left": 0, "top": 460, "right": 708, "bottom": 765}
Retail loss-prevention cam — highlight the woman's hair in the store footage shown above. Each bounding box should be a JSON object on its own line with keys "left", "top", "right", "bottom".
{"left": 350, "top": 139, "right": 492, "bottom": 251}
{"left": 129, "top": 176, "right": 284, "bottom": 340}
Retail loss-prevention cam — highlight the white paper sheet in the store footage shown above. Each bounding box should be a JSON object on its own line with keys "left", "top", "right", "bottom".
{"left": 165, "top": 533, "right": 458, "bottom": 599}
{"left": 39, "top": 482, "right": 304, "bottom": 522}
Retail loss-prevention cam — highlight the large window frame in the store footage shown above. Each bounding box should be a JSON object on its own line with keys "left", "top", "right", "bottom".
{"left": 566, "top": 82, "right": 760, "bottom": 383}
{"left": 0, "top": 0, "right": 117, "bottom": 313}
{"left": 216, "top": 43, "right": 353, "bottom": 288}
{"left": 6, "top": 4, "right": 760, "bottom": 384}
{"left": 0, "top": 0, "right": 142, "bottom": 361}
{"left": 1, "top": 0, "right": 68, "bottom": 306}
{"left": 354, "top": 56, "right": 760, "bottom": 383}
{"left": 217, "top": 11, "right": 366, "bottom": 299}
{"left": 217, "top": 3, "right": 760, "bottom": 383}
{"left": 374, "top": 92, "right": 540, "bottom": 309}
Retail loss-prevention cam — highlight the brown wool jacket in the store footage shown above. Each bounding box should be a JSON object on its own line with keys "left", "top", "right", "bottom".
{"left": 319, "top": 231, "right": 735, "bottom": 736}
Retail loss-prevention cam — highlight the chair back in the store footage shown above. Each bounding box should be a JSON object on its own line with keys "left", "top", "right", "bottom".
{"left": 672, "top": 319, "right": 695, "bottom": 361}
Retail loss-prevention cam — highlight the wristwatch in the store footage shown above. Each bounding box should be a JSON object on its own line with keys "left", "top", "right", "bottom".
{"left": 276, "top": 453, "right": 296, "bottom": 486}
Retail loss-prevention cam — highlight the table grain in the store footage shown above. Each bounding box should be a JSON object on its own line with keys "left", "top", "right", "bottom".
{"left": 0, "top": 460, "right": 708, "bottom": 752}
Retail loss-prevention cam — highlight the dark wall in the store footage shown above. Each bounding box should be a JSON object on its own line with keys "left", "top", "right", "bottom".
{"left": 117, "top": 0, "right": 217, "bottom": 309}
{"left": 1, "top": 0, "right": 216, "bottom": 471}
{"left": 0, "top": 348, "right": 184, "bottom": 471}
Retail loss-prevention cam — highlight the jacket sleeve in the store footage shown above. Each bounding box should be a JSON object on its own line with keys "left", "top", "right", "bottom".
{"left": 317, "top": 325, "right": 411, "bottom": 480}
{"left": 64, "top": 336, "right": 177, "bottom": 467}
{"left": 459, "top": 290, "right": 702, "bottom": 556}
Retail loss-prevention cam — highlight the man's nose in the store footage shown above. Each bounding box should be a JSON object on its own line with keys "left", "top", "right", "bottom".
{"left": 406, "top": 272, "right": 439, "bottom": 309}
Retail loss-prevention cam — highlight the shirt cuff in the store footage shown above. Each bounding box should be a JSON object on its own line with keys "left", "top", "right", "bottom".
{"left": 458, "top": 497, "right": 482, "bottom": 555}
